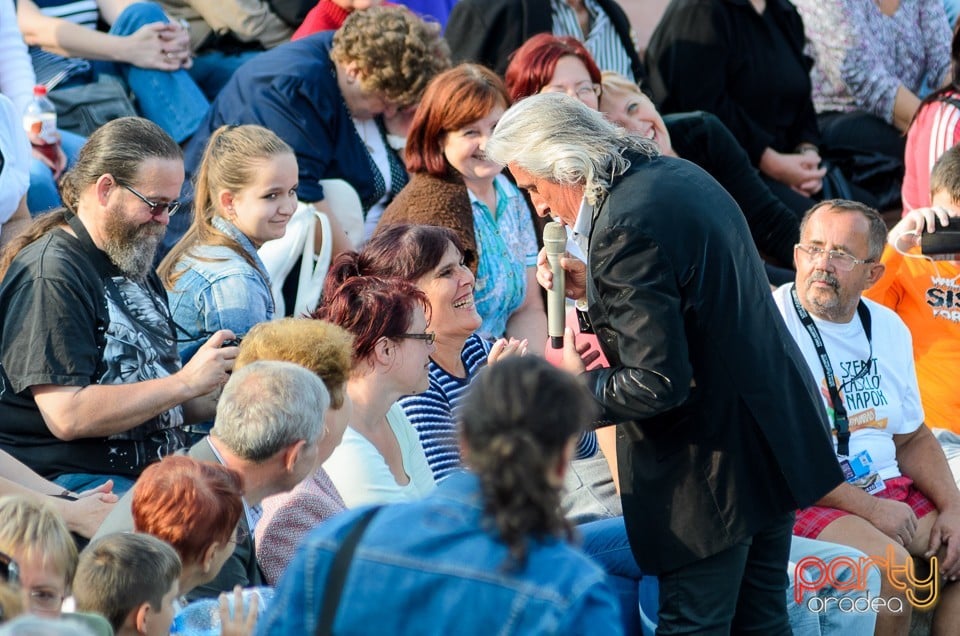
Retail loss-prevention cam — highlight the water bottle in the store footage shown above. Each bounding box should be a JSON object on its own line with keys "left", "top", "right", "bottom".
{"left": 22, "top": 85, "right": 60, "bottom": 164}
{"left": 170, "top": 587, "right": 273, "bottom": 635}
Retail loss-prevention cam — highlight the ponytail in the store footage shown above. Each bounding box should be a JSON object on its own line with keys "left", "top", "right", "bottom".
{"left": 458, "top": 357, "right": 598, "bottom": 568}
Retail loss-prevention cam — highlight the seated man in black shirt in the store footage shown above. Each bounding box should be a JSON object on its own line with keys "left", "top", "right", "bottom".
{"left": 0, "top": 117, "right": 236, "bottom": 495}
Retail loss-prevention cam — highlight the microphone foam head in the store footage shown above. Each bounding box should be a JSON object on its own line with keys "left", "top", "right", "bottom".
{"left": 543, "top": 221, "right": 567, "bottom": 252}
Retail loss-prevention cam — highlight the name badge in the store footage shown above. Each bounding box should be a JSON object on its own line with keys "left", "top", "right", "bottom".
{"left": 839, "top": 450, "right": 885, "bottom": 494}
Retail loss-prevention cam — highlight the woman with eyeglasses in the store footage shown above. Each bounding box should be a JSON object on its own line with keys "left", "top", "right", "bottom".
{"left": 159, "top": 125, "right": 297, "bottom": 362}
{"left": 0, "top": 496, "right": 76, "bottom": 620}
{"left": 378, "top": 63, "right": 546, "bottom": 348}
{"left": 313, "top": 270, "right": 437, "bottom": 507}
{"left": 505, "top": 35, "right": 802, "bottom": 283}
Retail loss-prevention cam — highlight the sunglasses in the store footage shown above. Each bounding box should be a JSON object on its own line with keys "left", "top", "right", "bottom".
{"left": 119, "top": 182, "right": 182, "bottom": 217}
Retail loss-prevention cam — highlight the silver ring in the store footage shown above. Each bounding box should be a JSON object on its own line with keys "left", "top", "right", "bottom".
{"left": 164, "top": 52, "right": 173, "bottom": 59}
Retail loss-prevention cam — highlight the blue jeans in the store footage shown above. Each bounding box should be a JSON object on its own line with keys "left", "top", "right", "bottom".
{"left": 95, "top": 2, "right": 209, "bottom": 143}
{"left": 53, "top": 472, "right": 136, "bottom": 496}
{"left": 188, "top": 49, "right": 260, "bottom": 100}
{"left": 27, "top": 129, "right": 85, "bottom": 214}
{"left": 789, "top": 536, "right": 880, "bottom": 635}
{"left": 579, "top": 516, "right": 644, "bottom": 635}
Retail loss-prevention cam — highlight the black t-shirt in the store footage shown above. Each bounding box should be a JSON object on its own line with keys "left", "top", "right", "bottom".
{"left": 0, "top": 228, "right": 187, "bottom": 479}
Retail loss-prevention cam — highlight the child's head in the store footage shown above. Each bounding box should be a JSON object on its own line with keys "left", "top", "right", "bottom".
{"left": 73, "top": 533, "right": 181, "bottom": 636}
{"left": 930, "top": 145, "right": 960, "bottom": 211}
{"left": 0, "top": 496, "right": 77, "bottom": 618}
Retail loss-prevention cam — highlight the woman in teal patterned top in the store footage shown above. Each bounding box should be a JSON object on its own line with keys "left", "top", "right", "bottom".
{"left": 379, "top": 64, "right": 547, "bottom": 347}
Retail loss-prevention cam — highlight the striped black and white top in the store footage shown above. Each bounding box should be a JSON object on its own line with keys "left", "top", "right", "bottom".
{"left": 551, "top": 0, "right": 635, "bottom": 81}
{"left": 29, "top": 0, "right": 98, "bottom": 87}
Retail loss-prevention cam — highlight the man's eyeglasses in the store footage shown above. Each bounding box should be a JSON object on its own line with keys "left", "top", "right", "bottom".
{"left": 396, "top": 332, "right": 436, "bottom": 345}
{"left": 119, "top": 182, "right": 182, "bottom": 217}
{"left": 794, "top": 244, "right": 875, "bottom": 272}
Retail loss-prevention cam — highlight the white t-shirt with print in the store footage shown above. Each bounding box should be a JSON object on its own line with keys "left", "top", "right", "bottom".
{"left": 773, "top": 284, "right": 924, "bottom": 480}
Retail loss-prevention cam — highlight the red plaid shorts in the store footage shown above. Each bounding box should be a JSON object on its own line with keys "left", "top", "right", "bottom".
{"left": 793, "top": 476, "right": 937, "bottom": 539}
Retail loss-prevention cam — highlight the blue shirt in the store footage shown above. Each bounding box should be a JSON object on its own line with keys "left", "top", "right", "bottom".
{"left": 470, "top": 175, "right": 538, "bottom": 340}
{"left": 166, "top": 216, "right": 274, "bottom": 359}
{"left": 183, "top": 32, "right": 393, "bottom": 210}
{"left": 258, "top": 471, "right": 623, "bottom": 635}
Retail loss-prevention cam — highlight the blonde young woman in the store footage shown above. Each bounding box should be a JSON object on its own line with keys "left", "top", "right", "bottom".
{"left": 159, "top": 125, "right": 298, "bottom": 360}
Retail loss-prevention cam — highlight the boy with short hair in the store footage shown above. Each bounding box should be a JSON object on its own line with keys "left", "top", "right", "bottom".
{"left": 864, "top": 145, "right": 960, "bottom": 473}
{"left": 73, "top": 533, "right": 181, "bottom": 636}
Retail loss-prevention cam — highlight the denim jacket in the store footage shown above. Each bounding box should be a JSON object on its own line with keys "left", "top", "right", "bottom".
{"left": 257, "top": 471, "right": 623, "bottom": 635}
{"left": 167, "top": 217, "right": 274, "bottom": 359}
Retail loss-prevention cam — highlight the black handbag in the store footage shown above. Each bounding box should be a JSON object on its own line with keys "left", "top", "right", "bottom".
{"left": 47, "top": 75, "right": 137, "bottom": 137}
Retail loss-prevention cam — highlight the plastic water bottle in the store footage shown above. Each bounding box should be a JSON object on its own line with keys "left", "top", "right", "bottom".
{"left": 22, "top": 85, "right": 59, "bottom": 164}
{"left": 170, "top": 587, "right": 273, "bottom": 635}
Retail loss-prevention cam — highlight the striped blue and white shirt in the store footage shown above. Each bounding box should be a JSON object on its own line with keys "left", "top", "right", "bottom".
{"left": 400, "top": 333, "right": 598, "bottom": 482}
{"left": 551, "top": 0, "right": 635, "bottom": 81}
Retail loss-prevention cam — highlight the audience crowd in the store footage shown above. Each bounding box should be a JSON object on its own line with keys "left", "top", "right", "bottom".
{"left": 0, "top": 1, "right": 957, "bottom": 635}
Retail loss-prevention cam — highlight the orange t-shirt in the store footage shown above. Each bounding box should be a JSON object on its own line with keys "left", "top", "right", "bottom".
{"left": 864, "top": 245, "right": 960, "bottom": 432}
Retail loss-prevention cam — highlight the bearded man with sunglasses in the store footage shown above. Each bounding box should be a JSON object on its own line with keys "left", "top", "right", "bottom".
{"left": 0, "top": 117, "right": 236, "bottom": 497}
{"left": 774, "top": 198, "right": 960, "bottom": 635}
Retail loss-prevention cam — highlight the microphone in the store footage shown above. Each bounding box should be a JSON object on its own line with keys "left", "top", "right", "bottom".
{"left": 543, "top": 221, "right": 567, "bottom": 349}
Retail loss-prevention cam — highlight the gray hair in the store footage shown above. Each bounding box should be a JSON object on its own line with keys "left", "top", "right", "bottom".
{"left": 484, "top": 93, "right": 658, "bottom": 206}
{"left": 800, "top": 199, "right": 888, "bottom": 261}
{"left": 212, "top": 361, "right": 329, "bottom": 462}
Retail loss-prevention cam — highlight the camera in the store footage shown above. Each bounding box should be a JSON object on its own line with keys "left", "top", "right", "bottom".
{"left": 920, "top": 217, "right": 960, "bottom": 256}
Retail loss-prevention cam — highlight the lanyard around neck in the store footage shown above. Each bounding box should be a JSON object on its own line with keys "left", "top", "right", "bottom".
{"left": 789, "top": 285, "right": 873, "bottom": 457}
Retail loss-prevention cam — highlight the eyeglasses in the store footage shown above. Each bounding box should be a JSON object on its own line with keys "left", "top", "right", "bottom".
{"left": 542, "top": 83, "right": 601, "bottom": 100}
{"left": 794, "top": 244, "right": 875, "bottom": 272}
{"left": 0, "top": 552, "right": 19, "bottom": 586}
{"left": 119, "top": 182, "right": 182, "bottom": 217}
{"left": 395, "top": 332, "right": 436, "bottom": 345}
{"left": 227, "top": 524, "right": 250, "bottom": 546}
{"left": 28, "top": 588, "right": 64, "bottom": 612}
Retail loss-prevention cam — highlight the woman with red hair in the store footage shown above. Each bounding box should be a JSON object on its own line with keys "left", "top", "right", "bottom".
{"left": 313, "top": 271, "right": 437, "bottom": 507}
{"left": 504, "top": 33, "right": 802, "bottom": 282}
{"left": 377, "top": 63, "right": 546, "bottom": 348}
{"left": 131, "top": 455, "right": 243, "bottom": 602}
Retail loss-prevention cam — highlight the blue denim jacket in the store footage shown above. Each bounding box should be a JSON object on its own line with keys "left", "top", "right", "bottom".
{"left": 257, "top": 471, "right": 623, "bottom": 635}
{"left": 166, "top": 217, "right": 274, "bottom": 359}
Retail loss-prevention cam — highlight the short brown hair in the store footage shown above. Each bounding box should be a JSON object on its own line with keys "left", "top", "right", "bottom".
{"left": 800, "top": 199, "right": 888, "bottom": 261}
{"left": 330, "top": 6, "right": 450, "bottom": 109}
{"left": 235, "top": 318, "right": 353, "bottom": 409}
{"left": 405, "top": 64, "right": 510, "bottom": 176}
{"left": 73, "top": 533, "right": 181, "bottom": 633}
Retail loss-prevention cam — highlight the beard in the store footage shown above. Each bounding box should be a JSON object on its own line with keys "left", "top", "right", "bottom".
{"left": 803, "top": 270, "right": 851, "bottom": 322}
{"left": 101, "top": 203, "right": 165, "bottom": 281}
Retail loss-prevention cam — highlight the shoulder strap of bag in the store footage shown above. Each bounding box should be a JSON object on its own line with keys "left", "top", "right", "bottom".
{"left": 315, "top": 506, "right": 382, "bottom": 636}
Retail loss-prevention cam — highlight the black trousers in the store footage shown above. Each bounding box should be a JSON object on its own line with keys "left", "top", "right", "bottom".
{"left": 655, "top": 512, "right": 795, "bottom": 636}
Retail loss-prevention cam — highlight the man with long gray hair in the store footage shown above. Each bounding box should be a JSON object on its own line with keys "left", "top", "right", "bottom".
{"left": 485, "top": 93, "right": 843, "bottom": 632}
